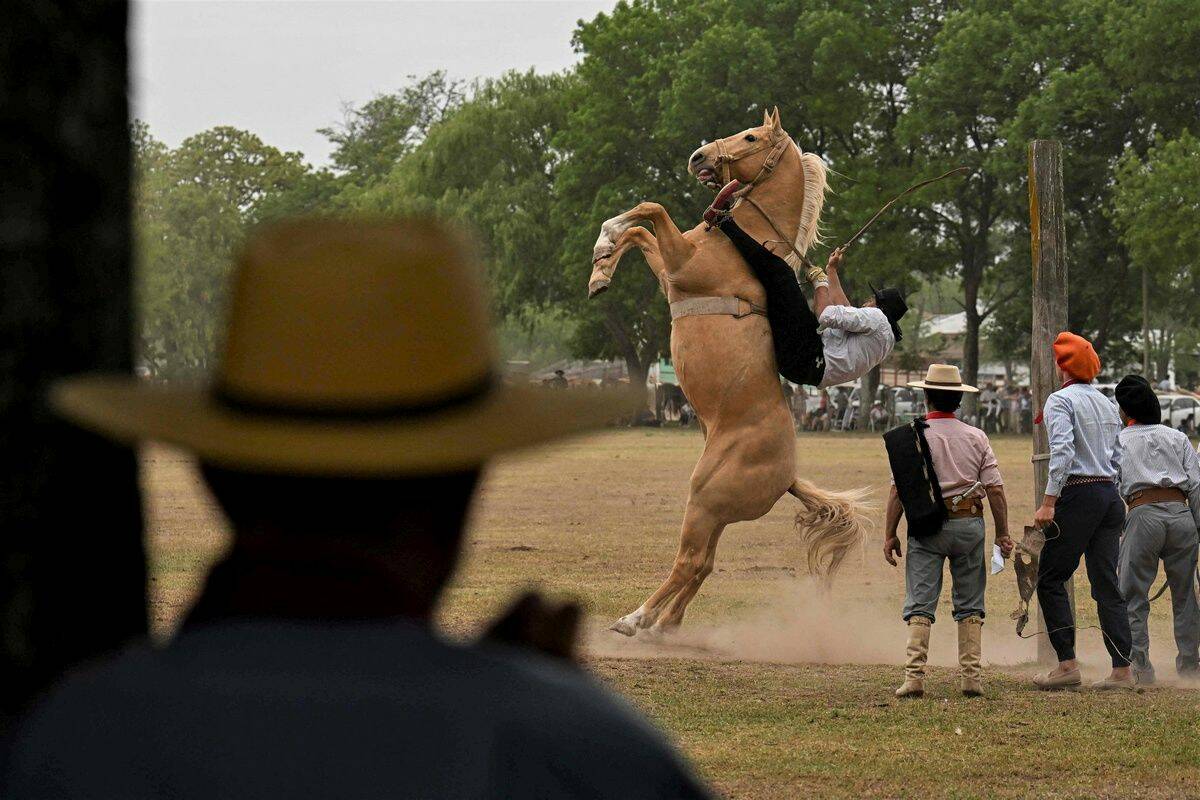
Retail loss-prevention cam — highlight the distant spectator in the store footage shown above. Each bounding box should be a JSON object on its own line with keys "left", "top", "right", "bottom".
{"left": 1019, "top": 388, "right": 1033, "bottom": 434}
{"left": 549, "top": 369, "right": 569, "bottom": 389}
{"left": 869, "top": 400, "right": 888, "bottom": 431}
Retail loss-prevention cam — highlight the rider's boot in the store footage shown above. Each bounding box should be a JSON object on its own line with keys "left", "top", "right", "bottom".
{"left": 703, "top": 180, "right": 742, "bottom": 227}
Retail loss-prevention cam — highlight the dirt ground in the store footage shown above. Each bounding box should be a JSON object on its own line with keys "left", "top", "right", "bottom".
{"left": 143, "top": 429, "right": 1200, "bottom": 799}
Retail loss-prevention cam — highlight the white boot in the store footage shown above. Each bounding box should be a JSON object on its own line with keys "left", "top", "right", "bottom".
{"left": 958, "top": 616, "right": 984, "bottom": 697}
{"left": 895, "top": 617, "right": 931, "bottom": 698}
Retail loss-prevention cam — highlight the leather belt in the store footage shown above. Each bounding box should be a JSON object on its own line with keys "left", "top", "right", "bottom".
{"left": 1065, "top": 475, "right": 1114, "bottom": 487}
{"left": 669, "top": 296, "right": 767, "bottom": 321}
{"left": 944, "top": 498, "right": 983, "bottom": 518}
{"left": 1127, "top": 487, "right": 1187, "bottom": 509}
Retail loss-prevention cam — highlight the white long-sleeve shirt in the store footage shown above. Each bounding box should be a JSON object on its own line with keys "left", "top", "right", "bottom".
{"left": 1119, "top": 422, "right": 1200, "bottom": 527}
{"left": 817, "top": 305, "right": 894, "bottom": 388}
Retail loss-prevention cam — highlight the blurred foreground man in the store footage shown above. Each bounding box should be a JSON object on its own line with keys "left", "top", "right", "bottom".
{"left": 1114, "top": 375, "right": 1200, "bottom": 683}
{"left": 5, "top": 220, "right": 712, "bottom": 799}
{"left": 1032, "top": 333, "right": 1134, "bottom": 691}
{"left": 883, "top": 365, "right": 1012, "bottom": 698}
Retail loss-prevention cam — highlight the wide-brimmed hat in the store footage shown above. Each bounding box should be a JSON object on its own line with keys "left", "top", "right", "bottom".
{"left": 906, "top": 364, "right": 979, "bottom": 393}
{"left": 52, "top": 218, "right": 641, "bottom": 475}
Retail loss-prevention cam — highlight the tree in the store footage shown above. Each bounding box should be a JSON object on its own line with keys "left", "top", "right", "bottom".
{"left": 135, "top": 126, "right": 309, "bottom": 378}
{"left": 354, "top": 71, "right": 573, "bottom": 321}
{"left": 1112, "top": 132, "right": 1200, "bottom": 379}
{"left": 319, "top": 71, "right": 466, "bottom": 188}
{"left": 998, "top": 0, "right": 1200, "bottom": 368}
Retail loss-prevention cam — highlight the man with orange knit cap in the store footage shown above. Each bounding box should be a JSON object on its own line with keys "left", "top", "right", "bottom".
{"left": 1032, "top": 332, "right": 1134, "bottom": 690}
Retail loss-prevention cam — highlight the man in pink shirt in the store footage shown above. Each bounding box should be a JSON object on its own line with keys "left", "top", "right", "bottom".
{"left": 884, "top": 364, "right": 1013, "bottom": 698}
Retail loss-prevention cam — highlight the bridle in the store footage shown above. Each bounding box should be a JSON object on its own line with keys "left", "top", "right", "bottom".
{"left": 711, "top": 128, "right": 970, "bottom": 272}
{"left": 711, "top": 127, "right": 818, "bottom": 270}
{"left": 712, "top": 127, "right": 793, "bottom": 200}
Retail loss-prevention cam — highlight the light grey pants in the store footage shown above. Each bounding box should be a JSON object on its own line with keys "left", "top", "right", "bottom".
{"left": 903, "top": 516, "right": 986, "bottom": 623}
{"left": 1119, "top": 502, "right": 1200, "bottom": 671}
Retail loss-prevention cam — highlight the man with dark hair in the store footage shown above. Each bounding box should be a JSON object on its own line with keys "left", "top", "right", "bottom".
{"left": 704, "top": 181, "right": 906, "bottom": 388}
{"left": 5, "top": 220, "right": 713, "bottom": 799}
{"left": 1114, "top": 374, "right": 1200, "bottom": 683}
{"left": 883, "top": 364, "right": 1011, "bottom": 698}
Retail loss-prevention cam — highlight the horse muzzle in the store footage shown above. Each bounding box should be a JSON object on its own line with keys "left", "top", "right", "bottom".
{"left": 690, "top": 161, "right": 721, "bottom": 189}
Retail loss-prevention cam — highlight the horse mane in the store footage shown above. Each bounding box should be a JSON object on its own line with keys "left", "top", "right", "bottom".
{"left": 793, "top": 144, "right": 828, "bottom": 256}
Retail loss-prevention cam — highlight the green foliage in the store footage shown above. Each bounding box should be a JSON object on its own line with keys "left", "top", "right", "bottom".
{"left": 318, "top": 71, "right": 466, "bottom": 187}
{"left": 134, "top": 125, "right": 309, "bottom": 378}
{"left": 1113, "top": 132, "right": 1200, "bottom": 286}
{"left": 132, "top": 2, "right": 1200, "bottom": 385}
{"left": 1112, "top": 131, "right": 1200, "bottom": 381}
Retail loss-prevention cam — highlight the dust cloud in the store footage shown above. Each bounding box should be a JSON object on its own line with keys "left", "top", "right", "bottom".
{"left": 586, "top": 577, "right": 1193, "bottom": 682}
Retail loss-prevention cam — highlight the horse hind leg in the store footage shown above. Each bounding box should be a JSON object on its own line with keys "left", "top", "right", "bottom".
{"left": 611, "top": 504, "right": 724, "bottom": 636}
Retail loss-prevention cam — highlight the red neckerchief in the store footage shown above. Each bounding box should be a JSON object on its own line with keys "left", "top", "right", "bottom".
{"left": 925, "top": 411, "right": 956, "bottom": 420}
{"left": 1034, "top": 378, "right": 1090, "bottom": 425}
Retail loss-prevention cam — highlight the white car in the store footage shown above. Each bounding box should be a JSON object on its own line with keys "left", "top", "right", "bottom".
{"left": 1158, "top": 394, "right": 1200, "bottom": 433}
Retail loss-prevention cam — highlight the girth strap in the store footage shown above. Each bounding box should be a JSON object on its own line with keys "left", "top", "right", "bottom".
{"left": 670, "top": 296, "right": 767, "bottom": 321}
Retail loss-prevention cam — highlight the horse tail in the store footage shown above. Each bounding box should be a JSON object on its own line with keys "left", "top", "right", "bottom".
{"left": 788, "top": 478, "right": 871, "bottom": 578}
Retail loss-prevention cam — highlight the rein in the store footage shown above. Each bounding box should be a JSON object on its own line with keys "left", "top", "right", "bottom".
{"left": 713, "top": 130, "right": 968, "bottom": 269}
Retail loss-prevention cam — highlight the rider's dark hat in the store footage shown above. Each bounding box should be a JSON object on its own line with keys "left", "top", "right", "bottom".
{"left": 870, "top": 284, "right": 908, "bottom": 343}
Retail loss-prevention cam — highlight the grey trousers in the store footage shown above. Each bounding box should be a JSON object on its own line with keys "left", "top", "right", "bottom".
{"left": 903, "top": 516, "right": 986, "bottom": 623}
{"left": 1120, "top": 502, "right": 1200, "bottom": 670}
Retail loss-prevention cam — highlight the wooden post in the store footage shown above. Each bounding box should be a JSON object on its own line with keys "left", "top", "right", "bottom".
{"left": 0, "top": 0, "right": 145, "bottom": 728}
{"left": 1028, "top": 140, "right": 1073, "bottom": 664}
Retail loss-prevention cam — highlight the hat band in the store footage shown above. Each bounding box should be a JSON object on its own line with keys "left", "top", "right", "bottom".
{"left": 213, "top": 372, "right": 496, "bottom": 422}
{"left": 923, "top": 379, "right": 963, "bottom": 387}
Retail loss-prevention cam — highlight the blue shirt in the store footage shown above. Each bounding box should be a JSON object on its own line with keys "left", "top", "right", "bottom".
{"left": 1044, "top": 381, "right": 1122, "bottom": 496}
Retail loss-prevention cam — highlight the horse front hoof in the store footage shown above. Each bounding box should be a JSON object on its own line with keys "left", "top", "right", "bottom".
{"left": 609, "top": 616, "right": 637, "bottom": 637}
{"left": 588, "top": 279, "right": 610, "bottom": 299}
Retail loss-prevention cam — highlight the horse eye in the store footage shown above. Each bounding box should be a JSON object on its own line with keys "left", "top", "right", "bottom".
{"left": 745, "top": 134, "right": 757, "bottom": 142}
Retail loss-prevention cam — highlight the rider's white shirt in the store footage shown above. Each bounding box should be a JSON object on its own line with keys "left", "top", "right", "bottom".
{"left": 817, "top": 305, "right": 895, "bottom": 388}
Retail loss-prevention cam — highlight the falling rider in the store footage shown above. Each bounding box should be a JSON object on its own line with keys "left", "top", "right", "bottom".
{"left": 704, "top": 180, "right": 907, "bottom": 388}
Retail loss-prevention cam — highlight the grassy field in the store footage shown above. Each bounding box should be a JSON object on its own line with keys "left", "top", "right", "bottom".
{"left": 143, "top": 429, "right": 1200, "bottom": 799}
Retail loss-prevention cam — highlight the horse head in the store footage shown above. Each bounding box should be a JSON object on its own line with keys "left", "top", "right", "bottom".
{"left": 690, "top": 107, "right": 827, "bottom": 267}
{"left": 688, "top": 107, "right": 790, "bottom": 191}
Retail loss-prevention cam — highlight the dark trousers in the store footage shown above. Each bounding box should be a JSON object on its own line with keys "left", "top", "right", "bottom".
{"left": 716, "top": 219, "right": 825, "bottom": 386}
{"left": 1036, "top": 481, "right": 1133, "bottom": 667}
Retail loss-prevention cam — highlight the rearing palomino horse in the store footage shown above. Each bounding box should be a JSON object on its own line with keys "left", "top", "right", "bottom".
{"left": 589, "top": 108, "right": 867, "bottom": 636}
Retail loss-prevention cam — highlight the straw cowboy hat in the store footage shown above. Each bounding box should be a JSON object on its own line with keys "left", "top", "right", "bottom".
{"left": 906, "top": 364, "right": 979, "bottom": 393}
{"left": 52, "top": 218, "right": 640, "bottom": 475}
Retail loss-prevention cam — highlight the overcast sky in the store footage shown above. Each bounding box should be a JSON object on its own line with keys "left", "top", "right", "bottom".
{"left": 132, "top": 1, "right": 615, "bottom": 166}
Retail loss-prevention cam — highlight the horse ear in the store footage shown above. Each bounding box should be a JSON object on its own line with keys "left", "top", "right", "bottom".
{"left": 770, "top": 106, "right": 782, "bottom": 128}
{"left": 762, "top": 108, "right": 773, "bottom": 127}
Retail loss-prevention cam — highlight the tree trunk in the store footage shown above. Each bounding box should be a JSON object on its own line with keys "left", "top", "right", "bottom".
{"left": 601, "top": 307, "right": 648, "bottom": 388}
{"left": 961, "top": 265, "right": 982, "bottom": 419}
{"left": 1, "top": 0, "right": 145, "bottom": 729}
{"left": 857, "top": 364, "right": 881, "bottom": 430}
